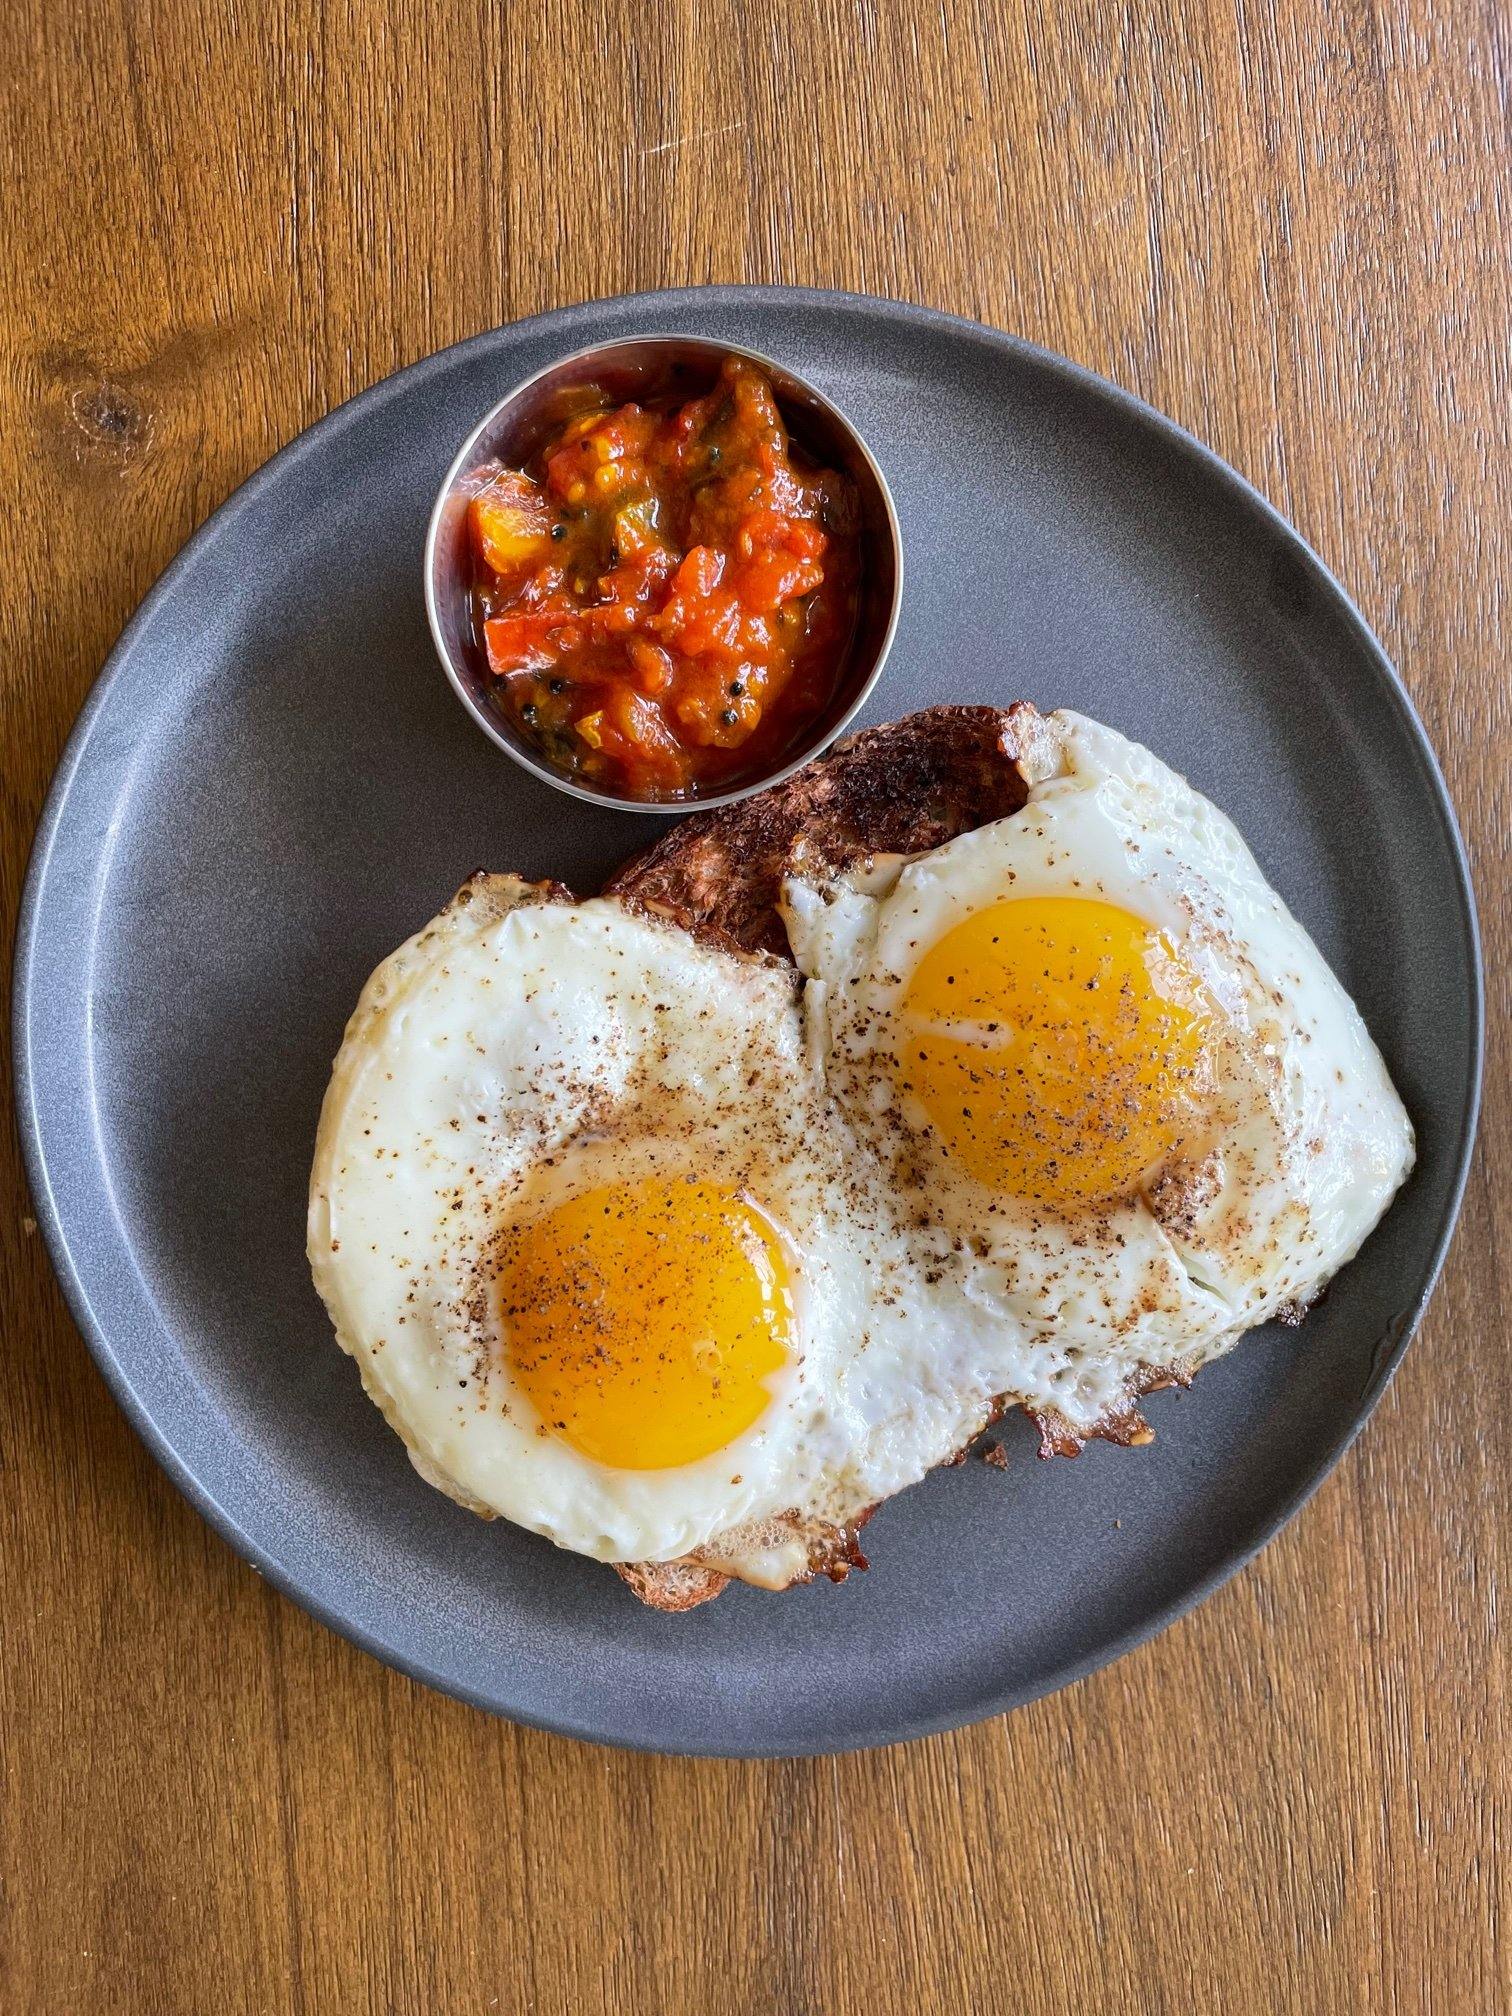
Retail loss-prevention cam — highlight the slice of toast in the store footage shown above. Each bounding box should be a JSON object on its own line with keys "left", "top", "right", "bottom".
{"left": 602, "top": 704, "right": 1187, "bottom": 1609}
{"left": 602, "top": 705, "right": 1060, "bottom": 1610}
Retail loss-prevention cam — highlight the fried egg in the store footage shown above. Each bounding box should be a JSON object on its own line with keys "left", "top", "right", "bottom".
{"left": 308, "top": 875, "right": 959, "bottom": 1571}
{"left": 784, "top": 710, "right": 1416, "bottom": 1441}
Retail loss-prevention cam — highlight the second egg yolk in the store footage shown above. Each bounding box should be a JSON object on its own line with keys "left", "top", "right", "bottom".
{"left": 899, "top": 896, "right": 1213, "bottom": 1209}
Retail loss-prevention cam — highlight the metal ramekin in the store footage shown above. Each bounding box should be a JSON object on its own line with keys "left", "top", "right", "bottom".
{"left": 423, "top": 333, "right": 903, "bottom": 814}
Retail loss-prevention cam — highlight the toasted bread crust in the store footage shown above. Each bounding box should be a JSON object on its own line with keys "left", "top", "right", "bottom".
{"left": 614, "top": 1559, "right": 731, "bottom": 1612}
{"left": 604, "top": 703, "right": 1051, "bottom": 957}
{"left": 614, "top": 1509, "right": 876, "bottom": 1611}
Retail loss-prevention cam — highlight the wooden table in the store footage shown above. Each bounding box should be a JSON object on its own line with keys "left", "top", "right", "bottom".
{"left": 3, "top": 4, "right": 1505, "bottom": 2009}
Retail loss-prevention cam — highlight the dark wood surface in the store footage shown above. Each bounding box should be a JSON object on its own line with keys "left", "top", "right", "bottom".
{"left": 2, "top": 3, "right": 1505, "bottom": 2010}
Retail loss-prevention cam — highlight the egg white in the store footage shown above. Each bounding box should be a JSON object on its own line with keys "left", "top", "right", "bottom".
{"left": 784, "top": 709, "right": 1416, "bottom": 1439}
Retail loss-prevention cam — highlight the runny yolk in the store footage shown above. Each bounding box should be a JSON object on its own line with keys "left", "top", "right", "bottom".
{"left": 496, "top": 1176, "right": 792, "bottom": 1470}
{"left": 899, "top": 896, "right": 1213, "bottom": 1210}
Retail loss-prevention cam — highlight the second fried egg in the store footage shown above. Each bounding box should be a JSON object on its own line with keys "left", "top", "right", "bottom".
{"left": 784, "top": 710, "right": 1416, "bottom": 1440}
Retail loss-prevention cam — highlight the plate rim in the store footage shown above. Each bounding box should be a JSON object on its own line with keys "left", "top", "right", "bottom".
{"left": 11, "top": 284, "right": 1485, "bottom": 1756}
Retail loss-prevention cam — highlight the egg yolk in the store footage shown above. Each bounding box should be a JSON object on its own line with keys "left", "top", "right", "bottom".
{"left": 899, "top": 896, "right": 1212, "bottom": 1209}
{"left": 496, "top": 1176, "right": 792, "bottom": 1470}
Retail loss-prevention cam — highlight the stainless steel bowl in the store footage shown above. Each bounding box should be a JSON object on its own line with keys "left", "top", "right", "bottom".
{"left": 423, "top": 333, "right": 903, "bottom": 814}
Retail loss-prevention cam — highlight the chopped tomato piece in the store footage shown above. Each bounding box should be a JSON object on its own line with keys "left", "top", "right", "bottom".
{"left": 675, "top": 546, "right": 723, "bottom": 597}
{"left": 736, "top": 550, "right": 826, "bottom": 614}
{"left": 626, "top": 638, "right": 675, "bottom": 694}
{"left": 483, "top": 612, "right": 563, "bottom": 675}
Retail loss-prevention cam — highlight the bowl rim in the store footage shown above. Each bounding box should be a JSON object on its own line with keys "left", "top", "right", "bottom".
{"left": 422, "top": 329, "right": 905, "bottom": 815}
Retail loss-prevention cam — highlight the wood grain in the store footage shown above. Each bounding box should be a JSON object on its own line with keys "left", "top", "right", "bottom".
{"left": 1, "top": 2, "right": 1506, "bottom": 2010}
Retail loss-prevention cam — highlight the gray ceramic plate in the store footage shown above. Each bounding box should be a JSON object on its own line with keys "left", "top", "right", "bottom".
{"left": 14, "top": 288, "right": 1481, "bottom": 1757}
